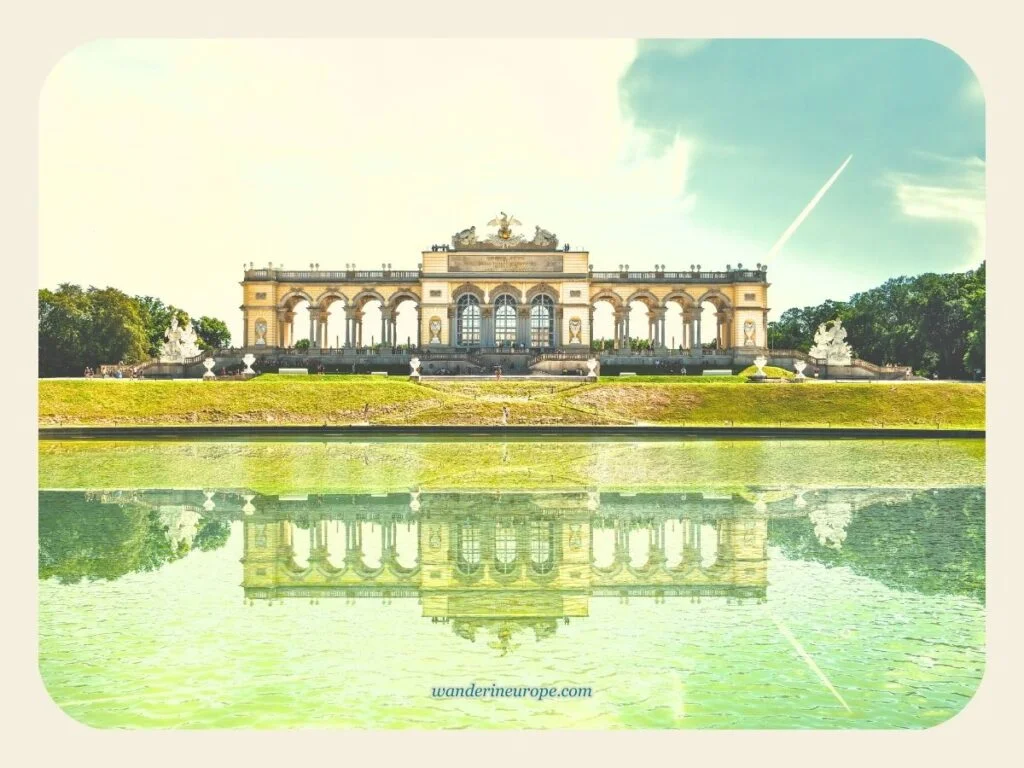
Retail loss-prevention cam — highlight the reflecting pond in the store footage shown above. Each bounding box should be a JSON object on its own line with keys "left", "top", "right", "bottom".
{"left": 38, "top": 439, "right": 985, "bottom": 729}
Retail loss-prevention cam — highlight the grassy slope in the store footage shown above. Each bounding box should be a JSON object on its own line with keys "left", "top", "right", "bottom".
{"left": 38, "top": 375, "right": 985, "bottom": 429}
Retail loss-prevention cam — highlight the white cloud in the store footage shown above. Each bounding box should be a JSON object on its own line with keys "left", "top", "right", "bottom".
{"left": 887, "top": 156, "right": 986, "bottom": 267}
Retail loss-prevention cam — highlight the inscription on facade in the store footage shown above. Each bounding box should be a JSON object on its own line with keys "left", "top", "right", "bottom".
{"left": 448, "top": 253, "right": 564, "bottom": 273}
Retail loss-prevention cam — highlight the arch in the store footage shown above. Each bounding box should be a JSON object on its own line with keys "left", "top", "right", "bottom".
{"left": 529, "top": 294, "right": 554, "bottom": 347}
{"left": 624, "top": 289, "right": 661, "bottom": 310}
{"left": 662, "top": 290, "right": 697, "bottom": 309}
{"left": 525, "top": 282, "right": 558, "bottom": 302}
{"left": 695, "top": 289, "right": 733, "bottom": 309}
{"left": 451, "top": 282, "right": 485, "bottom": 303}
{"left": 349, "top": 289, "right": 388, "bottom": 310}
{"left": 589, "top": 289, "right": 624, "bottom": 310}
{"left": 386, "top": 288, "right": 421, "bottom": 310}
{"left": 455, "top": 294, "right": 481, "bottom": 346}
{"left": 494, "top": 294, "right": 518, "bottom": 345}
{"left": 488, "top": 283, "right": 523, "bottom": 303}
{"left": 314, "top": 289, "right": 349, "bottom": 308}
{"left": 279, "top": 288, "right": 316, "bottom": 310}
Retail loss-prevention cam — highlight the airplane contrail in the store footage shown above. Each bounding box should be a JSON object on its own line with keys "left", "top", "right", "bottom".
{"left": 766, "top": 154, "right": 853, "bottom": 262}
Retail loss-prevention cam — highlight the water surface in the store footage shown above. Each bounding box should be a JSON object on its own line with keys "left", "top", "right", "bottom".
{"left": 38, "top": 439, "right": 984, "bottom": 729}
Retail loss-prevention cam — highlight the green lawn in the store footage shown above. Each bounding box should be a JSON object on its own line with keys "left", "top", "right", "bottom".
{"left": 38, "top": 374, "right": 986, "bottom": 429}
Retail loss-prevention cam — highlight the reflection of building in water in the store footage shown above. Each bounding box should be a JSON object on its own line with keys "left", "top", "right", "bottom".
{"left": 236, "top": 491, "right": 772, "bottom": 649}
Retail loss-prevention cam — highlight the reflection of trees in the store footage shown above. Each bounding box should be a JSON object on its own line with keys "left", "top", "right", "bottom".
{"left": 768, "top": 488, "right": 984, "bottom": 602}
{"left": 38, "top": 493, "right": 230, "bottom": 584}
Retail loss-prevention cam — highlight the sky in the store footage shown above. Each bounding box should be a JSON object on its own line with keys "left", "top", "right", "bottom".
{"left": 39, "top": 39, "right": 985, "bottom": 346}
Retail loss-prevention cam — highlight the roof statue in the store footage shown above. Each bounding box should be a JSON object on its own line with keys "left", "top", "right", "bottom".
{"left": 450, "top": 213, "right": 560, "bottom": 251}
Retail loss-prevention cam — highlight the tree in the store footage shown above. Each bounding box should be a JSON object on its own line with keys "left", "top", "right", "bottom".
{"left": 86, "top": 287, "right": 148, "bottom": 366}
{"left": 294, "top": 338, "right": 312, "bottom": 351}
{"left": 39, "top": 284, "right": 90, "bottom": 376}
{"left": 193, "top": 316, "right": 232, "bottom": 350}
{"left": 38, "top": 285, "right": 148, "bottom": 376}
{"left": 767, "top": 264, "right": 985, "bottom": 378}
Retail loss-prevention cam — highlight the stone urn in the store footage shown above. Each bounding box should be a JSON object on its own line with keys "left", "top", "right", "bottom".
{"left": 202, "top": 357, "right": 217, "bottom": 380}
{"left": 751, "top": 355, "right": 769, "bottom": 379}
{"left": 242, "top": 495, "right": 256, "bottom": 515}
{"left": 202, "top": 490, "right": 216, "bottom": 512}
{"left": 586, "top": 357, "right": 599, "bottom": 380}
{"left": 242, "top": 353, "right": 256, "bottom": 377}
{"left": 794, "top": 360, "right": 807, "bottom": 380}
{"left": 409, "top": 356, "right": 421, "bottom": 381}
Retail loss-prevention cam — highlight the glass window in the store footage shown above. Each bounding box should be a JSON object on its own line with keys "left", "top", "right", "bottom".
{"left": 457, "top": 522, "right": 480, "bottom": 575}
{"left": 530, "top": 520, "right": 553, "bottom": 574}
{"left": 495, "top": 521, "right": 517, "bottom": 574}
{"left": 530, "top": 295, "right": 554, "bottom": 347}
{"left": 495, "top": 294, "right": 517, "bottom": 345}
{"left": 456, "top": 294, "right": 480, "bottom": 346}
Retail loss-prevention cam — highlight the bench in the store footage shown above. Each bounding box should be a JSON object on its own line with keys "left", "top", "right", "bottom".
{"left": 619, "top": 372, "right": 637, "bottom": 377}
{"left": 704, "top": 369, "right": 733, "bottom": 376}
{"left": 370, "top": 371, "right": 389, "bottom": 376}
{"left": 279, "top": 368, "right": 308, "bottom": 375}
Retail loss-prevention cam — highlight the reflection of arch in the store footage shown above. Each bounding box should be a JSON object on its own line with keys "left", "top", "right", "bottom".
{"left": 455, "top": 521, "right": 481, "bottom": 577}
{"left": 494, "top": 521, "right": 518, "bottom": 575}
{"left": 529, "top": 519, "right": 555, "bottom": 575}
{"left": 386, "top": 288, "right": 421, "bottom": 310}
{"left": 488, "top": 283, "right": 523, "bottom": 303}
{"left": 589, "top": 290, "right": 624, "bottom": 310}
{"left": 526, "top": 283, "right": 558, "bottom": 302}
{"left": 451, "top": 283, "right": 485, "bottom": 303}
{"left": 350, "top": 289, "right": 387, "bottom": 310}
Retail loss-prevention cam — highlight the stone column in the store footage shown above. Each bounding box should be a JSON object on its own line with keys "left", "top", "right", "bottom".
{"left": 624, "top": 311, "right": 631, "bottom": 350}
{"left": 355, "top": 311, "right": 363, "bottom": 347}
{"left": 695, "top": 308, "right": 703, "bottom": 357}
{"left": 308, "top": 311, "right": 315, "bottom": 343}
{"left": 660, "top": 314, "right": 667, "bottom": 350}
{"left": 480, "top": 307, "right": 492, "bottom": 347}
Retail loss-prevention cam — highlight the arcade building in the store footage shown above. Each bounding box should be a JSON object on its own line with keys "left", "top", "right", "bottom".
{"left": 239, "top": 214, "right": 771, "bottom": 368}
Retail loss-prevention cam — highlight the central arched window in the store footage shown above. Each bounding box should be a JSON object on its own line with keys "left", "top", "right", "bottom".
{"left": 456, "top": 294, "right": 480, "bottom": 346}
{"left": 530, "top": 295, "right": 554, "bottom": 347}
{"left": 494, "top": 521, "right": 518, "bottom": 575}
{"left": 494, "top": 294, "right": 517, "bottom": 346}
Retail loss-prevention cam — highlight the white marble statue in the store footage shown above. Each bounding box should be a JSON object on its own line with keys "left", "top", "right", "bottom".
{"left": 159, "top": 317, "right": 203, "bottom": 363}
{"left": 808, "top": 319, "right": 854, "bottom": 365}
